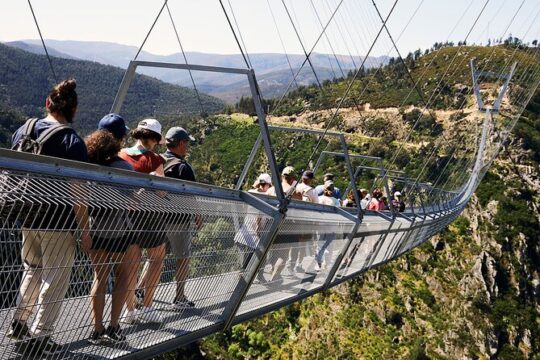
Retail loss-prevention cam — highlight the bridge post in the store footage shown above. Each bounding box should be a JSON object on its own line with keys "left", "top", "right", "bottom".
{"left": 235, "top": 132, "right": 262, "bottom": 190}
{"left": 221, "top": 70, "right": 288, "bottom": 329}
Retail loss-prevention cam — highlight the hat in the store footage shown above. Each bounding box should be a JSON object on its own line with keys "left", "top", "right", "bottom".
{"left": 98, "top": 113, "right": 129, "bottom": 140}
{"left": 302, "top": 170, "right": 314, "bottom": 179}
{"left": 166, "top": 126, "right": 195, "bottom": 145}
{"left": 137, "top": 118, "right": 164, "bottom": 144}
{"left": 323, "top": 173, "right": 335, "bottom": 181}
{"left": 282, "top": 166, "right": 295, "bottom": 177}
{"left": 324, "top": 180, "right": 335, "bottom": 190}
{"left": 360, "top": 188, "right": 368, "bottom": 194}
{"left": 394, "top": 191, "right": 402, "bottom": 197}
{"left": 253, "top": 173, "right": 272, "bottom": 188}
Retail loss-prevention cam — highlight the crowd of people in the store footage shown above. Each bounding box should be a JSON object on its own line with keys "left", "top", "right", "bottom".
{"left": 5, "top": 79, "right": 406, "bottom": 355}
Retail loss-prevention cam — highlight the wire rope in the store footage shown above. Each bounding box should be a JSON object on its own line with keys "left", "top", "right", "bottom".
{"left": 165, "top": 3, "right": 206, "bottom": 117}
{"left": 27, "top": 0, "right": 58, "bottom": 83}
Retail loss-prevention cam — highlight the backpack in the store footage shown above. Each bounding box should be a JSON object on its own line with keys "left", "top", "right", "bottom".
{"left": 161, "top": 155, "right": 186, "bottom": 176}
{"left": 12, "top": 118, "right": 72, "bottom": 154}
{"left": 0, "top": 118, "right": 72, "bottom": 224}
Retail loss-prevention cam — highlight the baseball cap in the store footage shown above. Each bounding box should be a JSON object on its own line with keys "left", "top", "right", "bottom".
{"left": 302, "top": 170, "right": 314, "bottom": 179}
{"left": 253, "top": 173, "right": 272, "bottom": 188}
{"left": 98, "top": 113, "right": 129, "bottom": 140}
{"left": 282, "top": 166, "right": 295, "bottom": 176}
{"left": 137, "top": 118, "right": 164, "bottom": 144}
{"left": 394, "top": 191, "right": 402, "bottom": 197}
{"left": 323, "top": 173, "right": 335, "bottom": 181}
{"left": 166, "top": 126, "right": 195, "bottom": 145}
{"left": 360, "top": 188, "right": 368, "bottom": 193}
{"left": 324, "top": 180, "right": 335, "bottom": 190}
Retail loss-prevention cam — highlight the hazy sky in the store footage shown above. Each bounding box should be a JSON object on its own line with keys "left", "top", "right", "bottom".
{"left": 1, "top": 0, "right": 539, "bottom": 57}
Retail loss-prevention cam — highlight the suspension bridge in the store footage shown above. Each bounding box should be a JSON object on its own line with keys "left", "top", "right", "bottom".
{"left": 1, "top": 0, "right": 540, "bottom": 359}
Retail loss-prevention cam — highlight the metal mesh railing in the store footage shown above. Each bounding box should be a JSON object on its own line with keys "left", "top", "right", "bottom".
{"left": 0, "top": 148, "right": 473, "bottom": 359}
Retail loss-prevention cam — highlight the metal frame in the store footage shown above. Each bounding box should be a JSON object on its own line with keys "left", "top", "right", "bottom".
{"left": 111, "top": 60, "right": 290, "bottom": 332}
{"left": 235, "top": 125, "right": 362, "bottom": 216}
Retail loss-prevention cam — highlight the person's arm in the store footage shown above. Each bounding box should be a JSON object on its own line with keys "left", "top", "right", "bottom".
{"left": 67, "top": 138, "right": 92, "bottom": 251}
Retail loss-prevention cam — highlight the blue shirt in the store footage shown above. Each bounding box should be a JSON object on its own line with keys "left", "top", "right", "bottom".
{"left": 11, "top": 118, "right": 88, "bottom": 162}
{"left": 314, "top": 184, "right": 342, "bottom": 199}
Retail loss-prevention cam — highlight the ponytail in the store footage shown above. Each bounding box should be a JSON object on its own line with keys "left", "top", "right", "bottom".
{"left": 46, "top": 79, "right": 78, "bottom": 122}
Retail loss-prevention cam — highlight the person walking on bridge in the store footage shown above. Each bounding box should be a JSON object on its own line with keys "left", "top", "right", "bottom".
{"left": 161, "top": 127, "right": 198, "bottom": 310}
{"left": 85, "top": 114, "right": 136, "bottom": 344}
{"left": 119, "top": 119, "right": 167, "bottom": 324}
{"left": 8, "top": 79, "right": 90, "bottom": 356}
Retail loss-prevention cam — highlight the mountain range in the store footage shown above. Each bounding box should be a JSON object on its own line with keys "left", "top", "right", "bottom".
{"left": 0, "top": 42, "right": 224, "bottom": 138}
{"left": 6, "top": 40, "right": 388, "bottom": 103}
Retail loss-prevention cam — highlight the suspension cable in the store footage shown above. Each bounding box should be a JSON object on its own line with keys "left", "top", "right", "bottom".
{"left": 285, "top": 0, "right": 400, "bottom": 200}
{"left": 226, "top": 0, "right": 253, "bottom": 69}
{"left": 134, "top": 0, "right": 169, "bottom": 60}
{"left": 281, "top": 0, "right": 323, "bottom": 88}
{"left": 27, "top": 0, "right": 58, "bottom": 83}
{"left": 165, "top": 3, "right": 206, "bottom": 117}
{"left": 218, "top": 0, "right": 250, "bottom": 69}
{"left": 272, "top": 0, "right": 345, "bottom": 114}
{"left": 266, "top": 0, "right": 299, "bottom": 89}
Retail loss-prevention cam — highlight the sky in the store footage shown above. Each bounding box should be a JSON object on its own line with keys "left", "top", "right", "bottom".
{"left": 1, "top": 0, "right": 540, "bottom": 58}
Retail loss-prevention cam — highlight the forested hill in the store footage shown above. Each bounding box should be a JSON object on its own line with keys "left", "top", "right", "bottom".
{"left": 0, "top": 42, "right": 224, "bottom": 141}
{"left": 270, "top": 43, "right": 539, "bottom": 115}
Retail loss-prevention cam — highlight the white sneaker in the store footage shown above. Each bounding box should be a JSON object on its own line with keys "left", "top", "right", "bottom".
{"left": 120, "top": 310, "right": 140, "bottom": 324}
{"left": 137, "top": 307, "right": 164, "bottom": 324}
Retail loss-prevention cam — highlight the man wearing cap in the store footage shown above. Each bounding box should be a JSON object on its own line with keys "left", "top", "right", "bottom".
{"left": 161, "top": 127, "right": 197, "bottom": 309}
{"left": 315, "top": 173, "right": 342, "bottom": 201}
{"left": 266, "top": 166, "right": 302, "bottom": 200}
{"left": 359, "top": 188, "right": 370, "bottom": 210}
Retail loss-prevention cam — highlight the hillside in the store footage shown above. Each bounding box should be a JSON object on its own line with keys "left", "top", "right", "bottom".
{"left": 272, "top": 45, "right": 540, "bottom": 115}
{"left": 155, "top": 46, "right": 540, "bottom": 359}
{"left": 0, "top": 42, "right": 224, "bottom": 140}
{"left": 7, "top": 40, "right": 388, "bottom": 103}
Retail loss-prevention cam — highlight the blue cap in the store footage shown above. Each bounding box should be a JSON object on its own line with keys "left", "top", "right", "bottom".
{"left": 165, "top": 127, "right": 195, "bottom": 145}
{"left": 98, "top": 113, "right": 129, "bottom": 140}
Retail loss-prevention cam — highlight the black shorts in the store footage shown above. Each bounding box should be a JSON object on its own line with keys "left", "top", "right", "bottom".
{"left": 91, "top": 234, "right": 135, "bottom": 253}
{"left": 136, "top": 231, "right": 167, "bottom": 249}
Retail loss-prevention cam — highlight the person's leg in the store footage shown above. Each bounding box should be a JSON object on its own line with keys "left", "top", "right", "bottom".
{"left": 124, "top": 244, "right": 141, "bottom": 313}
{"left": 89, "top": 249, "right": 111, "bottom": 333}
{"left": 31, "top": 231, "right": 76, "bottom": 336}
{"left": 142, "top": 244, "right": 166, "bottom": 307}
{"left": 13, "top": 230, "right": 42, "bottom": 323}
{"left": 110, "top": 251, "right": 131, "bottom": 328}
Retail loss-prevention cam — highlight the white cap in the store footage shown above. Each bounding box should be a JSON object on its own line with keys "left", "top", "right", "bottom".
{"left": 137, "top": 118, "right": 164, "bottom": 144}
{"left": 394, "top": 191, "right": 402, "bottom": 197}
{"left": 253, "top": 173, "right": 272, "bottom": 188}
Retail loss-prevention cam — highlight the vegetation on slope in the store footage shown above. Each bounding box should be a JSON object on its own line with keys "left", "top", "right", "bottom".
{"left": 0, "top": 43, "right": 224, "bottom": 141}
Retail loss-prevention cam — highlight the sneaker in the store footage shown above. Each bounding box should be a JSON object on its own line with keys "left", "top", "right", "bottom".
{"left": 169, "top": 297, "right": 195, "bottom": 310}
{"left": 120, "top": 310, "right": 140, "bottom": 325}
{"left": 105, "top": 325, "right": 126, "bottom": 343}
{"left": 7, "top": 320, "right": 29, "bottom": 340}
{"left": 88, "top": 329, "right": 107, "bottom": 345}
{"left": 255, "top": 271, "right": 266, "bottom": 284}
{"left": 24, "top": 337, "right": 63, "bottom": 355}
{"left": 135, "top": 289, "right": 145, "bottom": 309}
{"left": 137, "top": 307, "right": 163, "bottom": 324}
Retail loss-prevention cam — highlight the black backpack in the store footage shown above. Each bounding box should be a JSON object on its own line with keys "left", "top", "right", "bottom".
{"left": 162, "top": 154, "right": 186, "bottom": 177}
{"left": 12, "top": 118, "right": 72, "bottom": 154}
{"left": 0, "top": 118, "right": 72, "bottom": 223}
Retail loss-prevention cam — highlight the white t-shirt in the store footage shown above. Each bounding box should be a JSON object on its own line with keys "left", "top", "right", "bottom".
{"left": 318, "top": 195, "right": 340, "bottom": 206}
{"left": 296, "top": 182, "right": 319, "bottom": 203}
